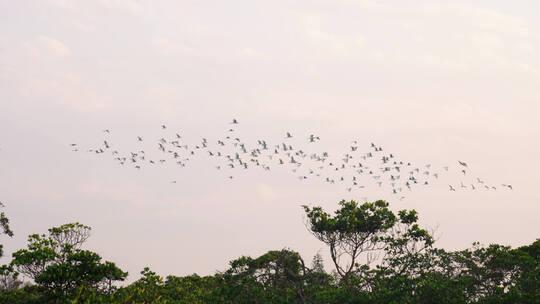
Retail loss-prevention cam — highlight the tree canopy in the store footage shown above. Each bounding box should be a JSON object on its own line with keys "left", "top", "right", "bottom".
{"left": 0, "top": 200, "right": 537, "bottom": 303}
{"left": 9, "top": 222, "right": 127, "bottom": 301}
{"left": 0, "top": 202, "right": 13, "bottom": 258}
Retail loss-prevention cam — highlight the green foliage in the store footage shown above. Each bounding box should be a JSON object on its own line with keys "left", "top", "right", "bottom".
{"left": 302, "top": 199, "right": 431, "bottom": 287}
{"left": 223, "top": 249, "right": 307, "bottom": 303}
{"left": 0, "top": 201, "right": 537, "bottom": 303}
{"left": 0, "top": 202, "right": 14, "bottom": 258}
{"left": 10, "top": 223, "right": 127, "bottom": 301}
{"left": 0, "top": 284, "right": 42, "bottom": 304}
{"left": 107, "top": 267, "right": 227, "bottom": 304}
{"left": 0, "top": 264, "right": 23, "bottom": 291}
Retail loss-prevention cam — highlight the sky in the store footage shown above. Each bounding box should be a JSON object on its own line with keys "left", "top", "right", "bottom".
{"left": 1, "top": 0, "right": 539, "bottom": 283}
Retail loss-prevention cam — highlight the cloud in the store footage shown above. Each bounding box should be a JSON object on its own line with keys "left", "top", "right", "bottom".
{"left": 301, "top": 27, "right": 365, "bottom": 59}
{"left": 74, "top": 23, "right": 96, "bottom": 33}
{"left": 150, "top": 37, "right": 195, "bottom": 55}
{"left": 97, "top": 0, "right": 148, "bottom": 17}
{"left": 406, "top": 5, "right": 538, "bottom": 70}
{"left": 19, "top": 71, "right": 114, "bottom": 113}
{"left": 42, "top": 0, "right": 72, "bottom": 8}
{"left": 287, "top": 2, "right": 538, "bottom": 74}
{"left": 256, "top": 183, "right": 276, "bottom": 201}
{"left": 36, "top": 35, "right": 71, "bottom": 57}
{"left": 239, "top": 47, "right": 263, "bottom": 58}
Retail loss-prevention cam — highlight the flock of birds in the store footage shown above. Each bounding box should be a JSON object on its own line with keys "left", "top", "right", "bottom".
{"left": 71, "top": 119, "right": 513, "bottom": 199}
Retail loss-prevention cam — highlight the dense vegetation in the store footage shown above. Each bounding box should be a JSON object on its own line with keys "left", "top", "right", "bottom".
{"left": 0, "top": 200, "right": 538, "bottom": 303}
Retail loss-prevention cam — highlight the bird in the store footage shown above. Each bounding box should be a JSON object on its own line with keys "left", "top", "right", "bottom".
{"left": 502, "top": 184, "right": 513, "bottom": 190}
{"left": 308, "top": 134, "right": 320, "bottom": 142}
{"left": 79, "top": 120, "right": 509, "bottom": 194}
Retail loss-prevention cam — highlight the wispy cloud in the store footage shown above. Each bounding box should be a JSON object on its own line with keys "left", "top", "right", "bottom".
{"left": 30, "top": 35, "right": 71, "bottom": 57}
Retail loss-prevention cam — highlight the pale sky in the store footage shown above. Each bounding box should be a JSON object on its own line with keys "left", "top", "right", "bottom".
{"left": 1, "top": 0, "right": 539, "bottom": 283}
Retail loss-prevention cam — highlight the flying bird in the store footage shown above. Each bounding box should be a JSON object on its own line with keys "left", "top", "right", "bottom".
{"left": 78, "top": 120, "right": 510, "bottom": 193}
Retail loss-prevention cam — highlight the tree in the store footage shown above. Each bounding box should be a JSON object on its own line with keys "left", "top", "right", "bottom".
{"left": 447, "top": 240, "right": 540, "bottom": 303}
{"left": 120, "top": 267, "right": 165, "bottom": 303}
{"left": 311, "top": 252, "right": 325, "bottom": 273}
{"left": 223, "top": 249, "right": 309, "bottom": 303}
{"left": 302, "top": 199, "right": 436, "bottom": 296}
{"left": 118, "top": 269, "right": 226, "bottom": 304}
{"left": 0, "top": 265, "right": 23, "bottom": 291}
{"left": 10, "top": 222, "right": 127, "bottom": 300}
{"left": 0, "top": 202, "right": 13, "bottom": 258}
{"left": 302, "top": 200, "right": 397, "bottom": 285}
{"left": 0, "top": 202, "right": 21, "bottom": 293}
